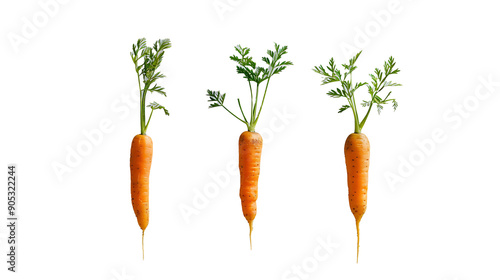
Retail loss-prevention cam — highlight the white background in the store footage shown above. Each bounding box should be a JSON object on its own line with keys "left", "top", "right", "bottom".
{"left": 1, "top": 0, "right": 500, "bottom": 279}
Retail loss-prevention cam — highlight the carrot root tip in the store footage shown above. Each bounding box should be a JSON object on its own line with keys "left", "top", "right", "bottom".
{"left": 142, "top": 229, "right": 145, "bottom": 260}
{"left": 356, "top": 219, "right": 360, "bottom": 263}
{"left": 249, "top": 220, "right": 253, "bottom": 250}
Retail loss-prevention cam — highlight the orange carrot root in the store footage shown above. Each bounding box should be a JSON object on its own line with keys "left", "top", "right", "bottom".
{"left": 239, "top": 131, "right": 262, "bottom": 249}
{"left": 345, "top": 133, "right": 369, "bottom": 263}
{"left": 130, "top": 134, "right": 153, "bottom": 259}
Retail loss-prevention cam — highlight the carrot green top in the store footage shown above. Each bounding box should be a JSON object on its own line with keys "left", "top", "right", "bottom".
{"left": 207, "top": 43, "right": 292, "bottom": 132}
{"left": 313, "top": 51, "right": 401, "bottom": 133}
{"left": 130, "top": 38, "right": 171, "bottom": 135}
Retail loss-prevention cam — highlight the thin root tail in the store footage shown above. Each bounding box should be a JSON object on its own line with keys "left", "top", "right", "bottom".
{"left": 249, "top": 220, "right": 253, "bottom": 250}
{"left": 356, "top": 219, "right": 360, "bottom": 263}
{"left": 142, "top": 229, "right": 145, "bottom": 260}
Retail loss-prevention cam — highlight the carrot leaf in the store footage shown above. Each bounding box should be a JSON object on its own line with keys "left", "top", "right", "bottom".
{"left": 207, "top": 43, "right": 292, "bottom": 132}
{"left": 131, "top": 38, "right": 171, "bottom": 135}
{"left": 314, "top": 51, "right": 401, "bottom": 133}
{"left": 339, "top": 105, "right": 351, "bottom": 113}
{"left": 207, "top": 90, "right": 247, "bottom": 125}
{"left": 207, "top": 90, "right": 226, "bottom": 108}
{"left": 148, "top": 101, "right": 169, "bottom": 116}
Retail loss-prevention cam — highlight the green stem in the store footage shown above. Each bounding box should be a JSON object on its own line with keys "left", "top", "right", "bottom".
{"left": 136, "top": 72, "right": 145, "bottom": 135}
{"left": 351, "top": 95, "right": 361, "bottom": 133}
{"left": 238, "top": 99, "right": 248, "bottom": 123}
{"left": 347, "top": 97, "right": 361, "bottom": 133}
{"left": 221, "top": 105, "right": 248, "bottom": 127}
{"left": 249, "top": 81, "right": 254, "bottom": 122}
{"left": 354, "top": 115, "right": 361, "bottom": 133}
{"left": 140, "top": 84, "right": 150, "bottom": 135}
{"left": 253, "top": 83, "right": 260, "bottom": 121}
{"left": 247, "top": 83, "right": 260, "bottom": 131}
{"left": 140, "top": 97, "right": 145, "bottom": 134}
{"left": 255, "top": 77, "right": 271, "bottom": 124}
{"left": 145, "top": 109, "right": 154, "bottom": 132}
{"left": 347, "top": 73, "right": 361, "bottom": 133}
{"left": 359, "top": 102, "right": 373, "bottom": 131}
{"left": 383, "top": 91, "right": 392, "bottom": 101}
{"left": 359, "top": 89, "right": 390, "bottom": 130}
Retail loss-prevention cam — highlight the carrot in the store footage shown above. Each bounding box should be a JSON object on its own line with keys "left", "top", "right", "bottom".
{"left": 344, "top": 133, "right": 369, "bottom": 263}
{"left": 207, "top": 43, "right": 292, "bottom": 248}
{"left": 129, "top": 38, "right": 171, "bottom": 259}
{"left": 239, "top": 131, "right": 263, "bottom": 249}
{"left": 130, "top": 134, "right": 152, "bottom": 257}
{"left": 314, "top": 51, "right": 401, "bottom": 262}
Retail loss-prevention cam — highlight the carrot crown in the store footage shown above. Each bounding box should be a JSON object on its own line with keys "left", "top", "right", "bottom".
{"left": 206, "top": 43, "right": 292, "bottom": 132}
{"left": 313, "top": 51, "right": 402, "bottom": 133}
{"left": 131, "top": 38, "right": 171, "bottom": 135}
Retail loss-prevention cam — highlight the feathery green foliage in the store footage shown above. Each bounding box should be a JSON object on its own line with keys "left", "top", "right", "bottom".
{"left": 207, "top": 43, "right": 292, "bottom": 132}
{"left": 313, "top": 51, "right": 401, "bottom": 133}
{"left": 131, "top": 38, "right": 171, "bottom": 135}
